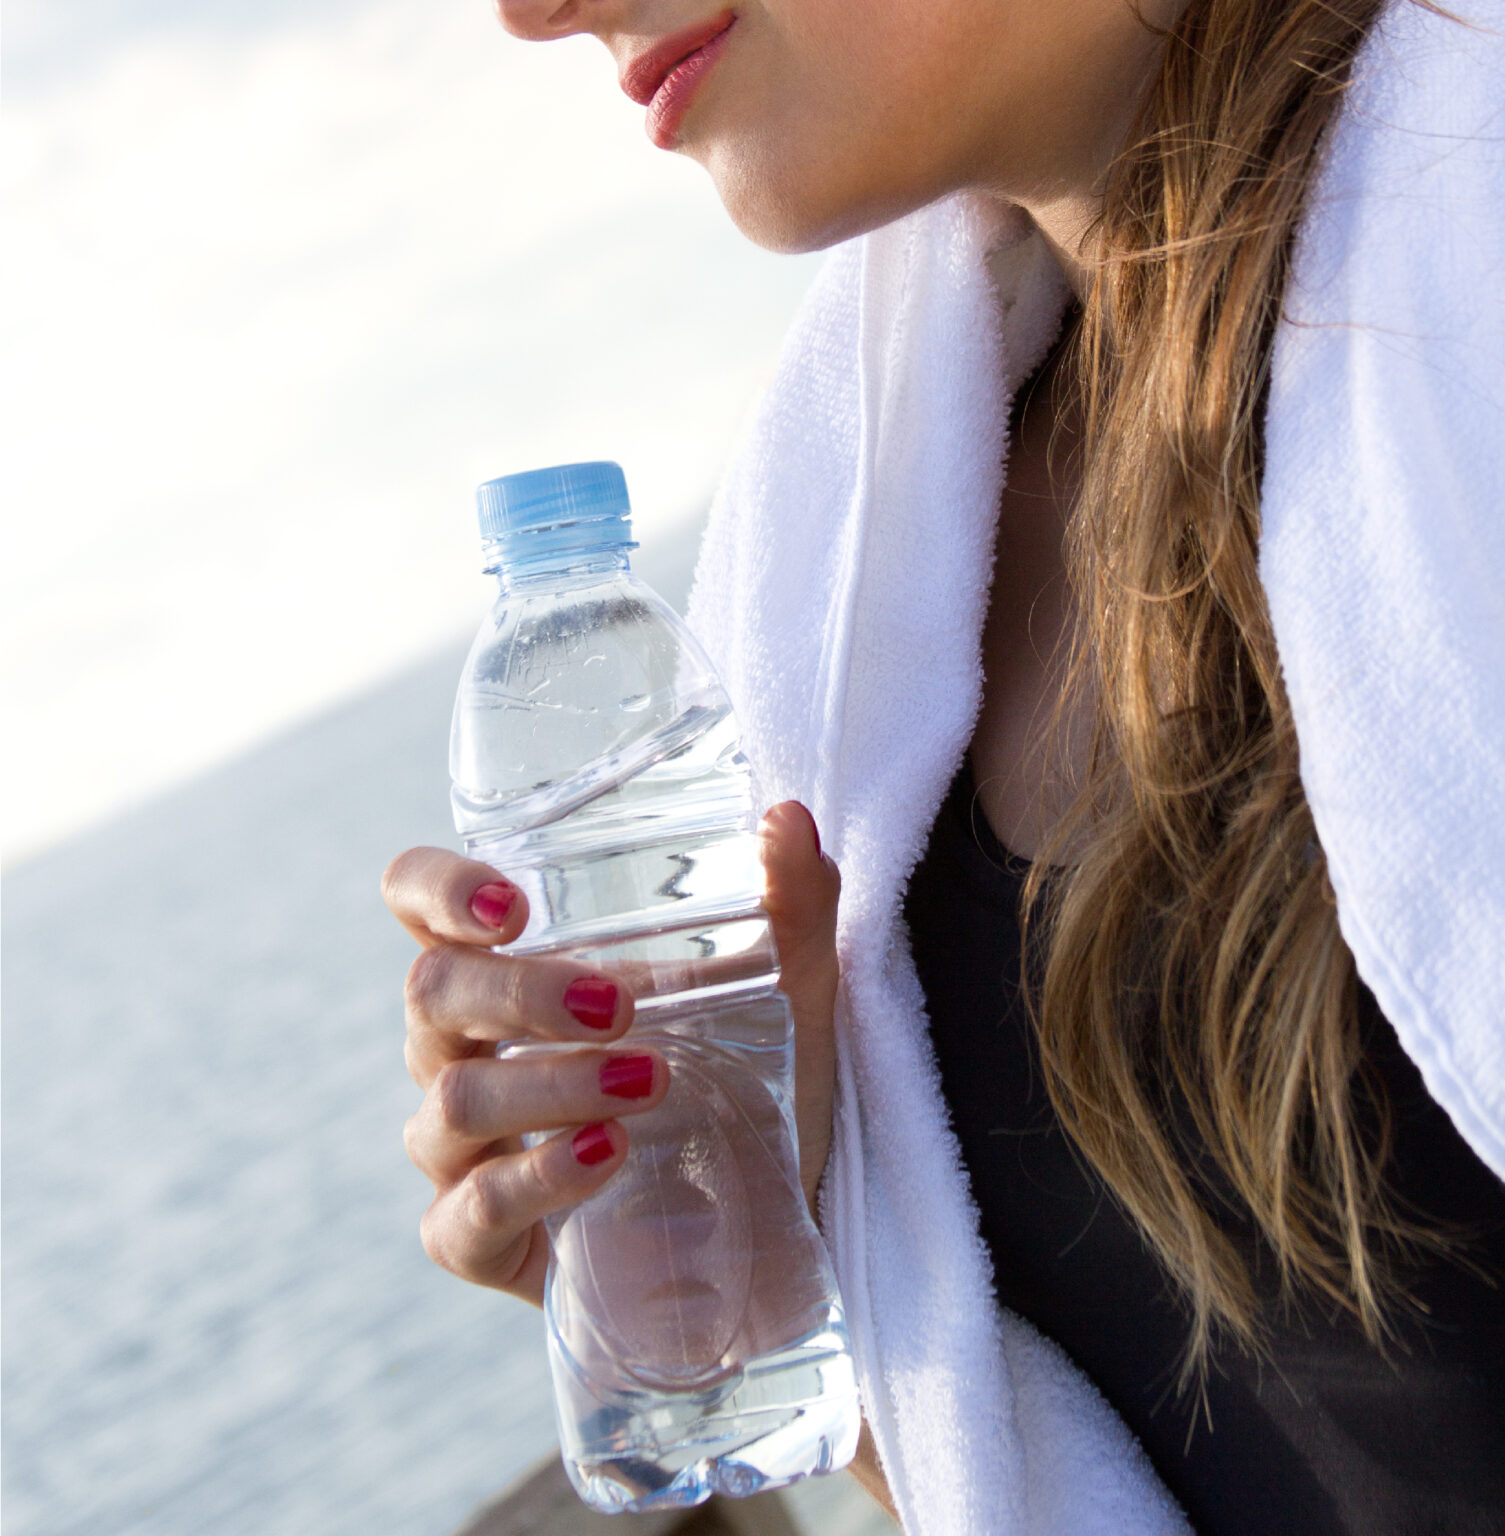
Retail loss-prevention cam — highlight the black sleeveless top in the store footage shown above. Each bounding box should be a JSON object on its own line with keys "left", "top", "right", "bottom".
{"left": 905, "top": 761, "right": 1505, "bottom": 1536}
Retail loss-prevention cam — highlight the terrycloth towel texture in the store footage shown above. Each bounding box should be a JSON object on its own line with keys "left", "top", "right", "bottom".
{"left": 686, "top": 2, "right": 1505, "bottom": 1531}
{"left": 1262, "top": 2, "right": 1505, "bottom": 1180}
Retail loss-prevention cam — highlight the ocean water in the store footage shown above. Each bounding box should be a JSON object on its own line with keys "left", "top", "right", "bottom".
{"left": 3, "top": 644, "right": 562, "bottom": 1536}
{"left": 1, "top": 533, "right": 893, "bottom": 1536}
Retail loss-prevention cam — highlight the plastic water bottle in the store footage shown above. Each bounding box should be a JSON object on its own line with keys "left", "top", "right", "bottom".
{"left": 449, "top": 462, "right": 860, "bottom": 1513}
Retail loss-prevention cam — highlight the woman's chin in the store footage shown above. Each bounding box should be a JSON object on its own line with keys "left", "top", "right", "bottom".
{"left": 702, "top": 149, "right": 919, "bottom": 256}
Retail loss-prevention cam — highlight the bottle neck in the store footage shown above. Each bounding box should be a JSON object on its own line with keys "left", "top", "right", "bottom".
{"left": 488, "top": 546, "right": 631, "bottom": 593}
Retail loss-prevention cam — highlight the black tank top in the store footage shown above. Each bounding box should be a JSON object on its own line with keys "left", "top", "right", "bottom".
{"left": 904, "top": 760, "right": 1505, "bottom": 1536}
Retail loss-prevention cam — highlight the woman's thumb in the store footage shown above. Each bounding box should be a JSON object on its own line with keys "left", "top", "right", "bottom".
{"left": 759, "top": 802, "right": 841, "bottom": 1205}
{"left": 758, "top": 801, "right": 840, "bottom": 973}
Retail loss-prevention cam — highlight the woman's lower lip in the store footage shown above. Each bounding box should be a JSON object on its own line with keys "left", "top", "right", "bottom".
{"left": 645, "top": 19, "right": 735, "bottom": 150}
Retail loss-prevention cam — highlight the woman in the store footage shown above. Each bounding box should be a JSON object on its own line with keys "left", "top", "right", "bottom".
{"left": 383, "top": 0, "right": 1505, "bottom": 1530}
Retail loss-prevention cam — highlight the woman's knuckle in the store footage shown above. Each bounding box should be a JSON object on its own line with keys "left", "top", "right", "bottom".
{"left": 493, "top": 956, "right": 531, "bottom": 1019}
{"left": 491, "top": 1231, "right": 532, "bottom": 1291}
{"left": 419, "top": 1202, "right": 456, "bottom": 1271}
{"left": 402, "top": 1110, "right": 424, "bottom": 1165}
{"left": 433, "top": 1060, "right": 479, "bottom": 1137}
{"left": 405, "top": 945, "right": 453, "bottom": 1027}
{"left": 464, "top": 1163, "right": 513, "bottom": 1234}
{"left": 402, "top": 1034, "right": 425, "bottom": 1085}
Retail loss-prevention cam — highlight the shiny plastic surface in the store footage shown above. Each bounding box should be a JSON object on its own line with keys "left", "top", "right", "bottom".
{"left": 451, "top": 557, "right": 859, "bottom": 1512}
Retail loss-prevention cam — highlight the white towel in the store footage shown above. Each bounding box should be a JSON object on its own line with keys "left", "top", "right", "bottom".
{"left": 685, "top": 2, "right": 1505, "bottom": 1530}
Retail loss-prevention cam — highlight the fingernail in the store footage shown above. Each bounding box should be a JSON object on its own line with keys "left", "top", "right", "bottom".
{"left": 806, "top": 807, "right": 822, "bottom": 859}
{"left": 599, "top": 1054, "right": 655, "bottom": 1100}
{"left": 572, "top": 1123, "right": 615, "bottom": 1167}
{"left": 563, "top": 977, "right": 618, "bottom": 1031}
{"left": 469, "top": 882, "right": 517, "bottom": 929}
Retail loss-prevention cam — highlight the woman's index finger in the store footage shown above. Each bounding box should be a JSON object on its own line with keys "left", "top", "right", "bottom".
{"left": 382, "top": 845, "right": 531, "bottom": 948}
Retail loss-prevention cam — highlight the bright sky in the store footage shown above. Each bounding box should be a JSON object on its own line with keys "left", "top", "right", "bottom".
{"left": 1, "top": 0, "right": 819, "bottom": 865}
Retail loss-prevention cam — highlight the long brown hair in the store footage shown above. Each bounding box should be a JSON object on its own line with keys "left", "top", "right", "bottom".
{"left": 1029, "top": 0, "right": 1446, "bottom": 1378}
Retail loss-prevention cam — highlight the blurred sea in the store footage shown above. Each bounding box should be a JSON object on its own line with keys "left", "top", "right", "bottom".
{"left": 2, "top": 525, "right": 892, "bottom": 1536}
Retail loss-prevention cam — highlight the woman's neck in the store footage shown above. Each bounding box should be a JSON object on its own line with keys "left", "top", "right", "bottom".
{"left": 969, "top": 320, "right": 1094, "bottom": 861}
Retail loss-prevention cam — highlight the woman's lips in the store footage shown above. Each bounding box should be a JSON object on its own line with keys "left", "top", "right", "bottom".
{"left": 620, "top": 11, "right": 737, "bottom": 150}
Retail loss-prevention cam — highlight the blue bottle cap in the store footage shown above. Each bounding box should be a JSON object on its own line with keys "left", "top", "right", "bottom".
{"left": 476, "top": 462, "right": 636, "bottom": 573}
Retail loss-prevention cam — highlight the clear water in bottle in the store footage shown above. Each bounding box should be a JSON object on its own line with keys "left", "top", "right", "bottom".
{"left": 450, "top": 463, "right": 860, "bottom": 1513}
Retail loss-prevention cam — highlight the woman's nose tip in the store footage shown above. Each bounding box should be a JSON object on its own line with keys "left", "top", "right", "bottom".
{"left": 493, "top": 0, "right": 593, "bottom": 42}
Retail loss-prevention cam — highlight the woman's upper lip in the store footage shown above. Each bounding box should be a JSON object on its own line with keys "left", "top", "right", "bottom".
{"left": 619, "top": 10, "right": 736, "bottom": 107}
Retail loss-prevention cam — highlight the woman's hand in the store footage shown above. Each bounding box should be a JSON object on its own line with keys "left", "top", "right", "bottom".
{"left": 382, "top": 800, "right": 841, "bottom": 1308}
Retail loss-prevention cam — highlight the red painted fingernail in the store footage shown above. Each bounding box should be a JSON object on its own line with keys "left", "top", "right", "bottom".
{"left": 469, "top": 882, "right": 517, "bottom": 929}
{"left": 806, "top": 807, "right": 822, "bottom": 859}
{"left": 563, "top": 977, "right": 618, "bottom": 1031}
{"left": 599, "top": 1054, "right": 655, "bottom": 1100}
{"left": 572, "top": 1123, "right": 615, "bottom": 1166}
